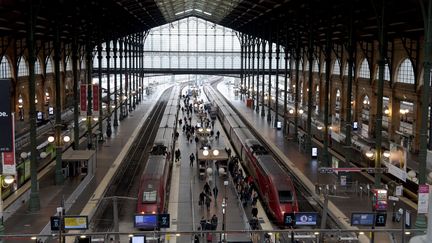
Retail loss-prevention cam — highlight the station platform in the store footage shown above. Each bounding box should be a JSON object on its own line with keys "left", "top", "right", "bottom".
{"left": 3, "top": 85, "right": 171, "bottom": 243}
{"left": 167, "top": 87, "right": 251, "bottom": 243}
{"left": 217, "top": 82, "right": 417, "bottom": 243}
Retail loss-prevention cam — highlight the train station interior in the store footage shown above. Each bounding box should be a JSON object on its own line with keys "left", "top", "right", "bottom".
{"left": 1, "top": 0, "right": 432, "bottom": 242}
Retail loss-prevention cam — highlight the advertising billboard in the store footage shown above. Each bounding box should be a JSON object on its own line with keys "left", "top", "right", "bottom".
{"left": 0, "top": 79, "right": 12, "bottom": 152}
{"left": 385, "top": 143, "right": 407, "bottom": 182}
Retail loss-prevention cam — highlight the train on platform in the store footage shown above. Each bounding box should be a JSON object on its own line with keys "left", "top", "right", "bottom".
{"left": 204, "top": 85, "right": 299, "bottom": 226}
{"left": 136, "top": 86, "right": 180, "bottom": 218}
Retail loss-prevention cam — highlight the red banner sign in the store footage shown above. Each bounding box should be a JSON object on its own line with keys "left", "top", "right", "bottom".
{"left": 80, "top": 84, "right": 87, "bottom": 116}
{"left": 92, "top": 84, "right": 99, "bottom": 115}
{"left": 2, "top": 113, "right": 16, "bottom": 175}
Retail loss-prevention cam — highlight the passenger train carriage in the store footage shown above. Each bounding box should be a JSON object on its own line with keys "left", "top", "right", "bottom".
{"left": 204, "top": 85, "right": 299, "bottom": 225}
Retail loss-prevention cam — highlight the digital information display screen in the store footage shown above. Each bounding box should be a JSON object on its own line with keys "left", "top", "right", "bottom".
{"left": 131, "top": 235, "right": 146, "bottom": 243}
{"left": 134, "top": 214, "right": 158, "bottom": 229}
{"left": 63, "top": 216, "right": 89, "bottom": 230}
{"left": 295, "top": 212, "right": 318, "bottom": 226}
{"left": 351, "top": 213, "right": 375, "bottom": 226}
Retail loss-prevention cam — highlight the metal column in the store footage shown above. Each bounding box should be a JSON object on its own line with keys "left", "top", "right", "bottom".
{"left": 54, "top": 18, "right": 64, "bottom": 185}
{"left": 113, "top": 38, "right": 119, "bottom": 127}
{"left": 323, "top": 31, "right": 332, "bottom": 167}
{"left": 344, "top": 16, "right": 355, "bottom": 166}
{"left": 283, "top": 35, "right": 289, "bottom": 135}
{"left": 255, "top": 39, "right": 261, "bottom": 112}
{"left": 97, "top": 43, "right": 104, "bottom": 137}
{"left": 247, "top": 36, "right": 251, "bottom": 99}
{"left": 267, "top": 30, "right": 272, "bottom": 122}
{"left": 240, "top": 34, "right": 244, "bottom": 98}
{"left": 261, "top": 39, "right": 266, "bottom": 117}
{"left": 27, "top": 1, "right": 41, "bottom": 212}
{"left": 72, "top": 36, "right": 80, "bottom": 150}
{"left": 119, "top": 38, "right": 124, "bottom": 120}
{"left": 294, "top": 40, "right": 300, "bottom": 141}
{"left": 86, "top": 43, "right": 94, "bottom": 150}
{"left": 374, "top": 0, "right": 387, "bottom": 188}
{"left": 275, "top": 39, "right": 280, "bottom": 127}
{"left": 251, "top": 37, "right": 256, "bottom": 109}
{"left": 415, "top": 0, "right": 432, "bottom": 229}
{"left": 106, "top": 41, "right": 112, "bottom": 137}
{"left": 306, "top": 32, "right": 314, "bottom": 152}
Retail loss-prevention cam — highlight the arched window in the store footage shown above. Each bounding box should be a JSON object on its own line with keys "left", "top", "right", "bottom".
{"left": 321, "top": 61, "right": 326, "bottom": 74}
{"left": 0, "top": 56, "right": 12, "bottom": 78}
{"left": 333, "top": 59, "right": 341, "bottom": 75}
{"left": 312, "top": 60, "right": 319, "bottom": 72}
{"left": 299, "top": 59, "right": 303, "bottom": 71}
{"left": 46, "top": 57, "right": 53, "bottom": 74}
{"left": 35, "top": 58, "right": 42, "bottom": 74}
{"left": 358, "top": 59, "right": 370, "bottom": 79}
{"left": 17, "top": 56, "right": 29, "bottom": 77}
{"left": 396, "top": 58, "right": 415, "bottom": 84}
{"left": 375, "top": 63, "right": 391, "bottom": 81}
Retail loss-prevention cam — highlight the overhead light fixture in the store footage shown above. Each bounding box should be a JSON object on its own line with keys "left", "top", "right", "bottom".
{"left": 174, "top": 11, "right": 184, "bottom": 15}
{"left": 194, "top": 9, "right": 203, "bottom": 13}
{"left": 185, "top": 9, "right": 193, "bottom": 13}
{"left": 203, "top": 11, "right": 212, "bottom": 16}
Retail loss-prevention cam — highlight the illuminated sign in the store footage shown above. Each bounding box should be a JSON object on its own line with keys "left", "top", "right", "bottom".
{"left": 63, "top": 216, "right": 89, "bottom": 230}
{"left": 351, "top": 213, "right": 374, "bottom": 226}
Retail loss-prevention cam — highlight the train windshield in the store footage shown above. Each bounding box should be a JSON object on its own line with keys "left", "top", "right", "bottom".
{"left": 143, "top": 191, "right": 157, "bottom": 203}
{"left": 278, "top": 190, "right": 293, "bottom": 203}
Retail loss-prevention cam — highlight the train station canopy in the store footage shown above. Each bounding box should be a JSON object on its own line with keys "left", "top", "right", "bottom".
{"left": 0, "top": 0, "right": 425, "bottom": 46}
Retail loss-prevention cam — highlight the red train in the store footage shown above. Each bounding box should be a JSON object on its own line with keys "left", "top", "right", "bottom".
{"left": 204, "top": 86, "right": 299, "bottom": 225}
{"left": 136, "top": 154, "right": 170, "bottom": 216}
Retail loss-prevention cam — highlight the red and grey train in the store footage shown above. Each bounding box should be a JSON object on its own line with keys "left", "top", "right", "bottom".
{"left": 136, "top": 87, "right": 180, "bottom": 217}
{"left": 204, "top": 85, "right": 299, "bottom": 225}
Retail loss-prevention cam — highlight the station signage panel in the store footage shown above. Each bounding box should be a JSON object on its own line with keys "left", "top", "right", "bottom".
{"left": 158, "top": 214, "right": 170, "bottom": 228}
{"left": 375, "top": 212, "right": 387, "bottom": 227}
{"left": 311, "top": 147, "right": 318, "bottom": 158}
{"left": 351, "top": 213, "right": 375, "bottom": 226}
{"left": 283, "top": 213, "right": 295, "bottom": 227}
{"left": 134, "top": 213, "right": 171, "bottom": 229}
{"left": 0, "top": 79, "right": 12, "bottom": 152}
{"left": 134, "top": 214, "right": 158, "bottom": 229}
{"left": 130, "top": 235, "right": 146, "bottom": 243}
{"left": 295, "top": 212, "right": 318, "bottom": 226}
{"left": 63, "top": 216, "right": 89, "bottom": 230}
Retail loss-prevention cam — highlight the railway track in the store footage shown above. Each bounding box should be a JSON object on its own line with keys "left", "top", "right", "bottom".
{"left": 206, "top": 83, "right": 341, "bottom": 230}
{"left": 91, "top": 87, "right": 173, "bottom": 232}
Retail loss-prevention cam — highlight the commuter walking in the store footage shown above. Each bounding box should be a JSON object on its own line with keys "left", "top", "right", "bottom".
{"left": 175, "top": 149, "right": 181, "bottom": 164}
{"left": 213, "top": 185, "right": 219, "bottom": 201}
{"left": 251, "top": 205, "right": 258, "bottom": 218}
{"left": 199, "top": 191, "right": 205, "bottom": 207}
{"left": 204, "top": 182, "right": 211, "bottom": 195}
{"left": 205, "top": 196, "right": 212, "bottom": 211}
{"left": 190, "top": 153, "right": 195, "bottom": 167}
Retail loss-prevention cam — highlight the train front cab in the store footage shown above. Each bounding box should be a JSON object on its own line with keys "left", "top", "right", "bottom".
{"left": 137, "top": 181, "right": 160, "bottom": 215}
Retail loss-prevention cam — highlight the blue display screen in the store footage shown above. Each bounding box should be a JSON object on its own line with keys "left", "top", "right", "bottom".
{"left": 134, "top": 214, "right": 158, "bottom": 229}
{"left": 295, "top": 212, "right": 318, "bottom": 226}
{"left": 351, "top": 213, "right": 375, "bottom": 226}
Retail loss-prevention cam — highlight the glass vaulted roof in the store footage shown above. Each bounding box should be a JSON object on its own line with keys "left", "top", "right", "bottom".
{"left": 154, "top": 0, "right": 242, "bottom": 23}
